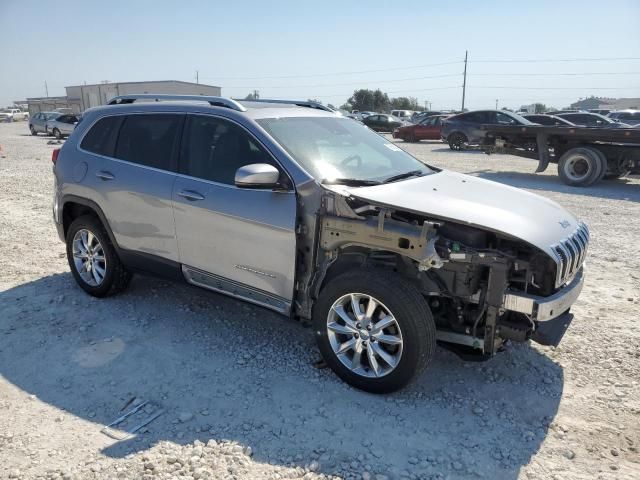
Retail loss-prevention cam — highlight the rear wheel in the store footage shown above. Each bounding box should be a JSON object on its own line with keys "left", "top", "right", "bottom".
{"left": 53, "top": 128, "right": 63, "bottom": 139}
{"left": 29, "top": 125, "right": 37, "bottom": 135}
{"left": 313, "top": 269, "right": 436, "bottom": 393}
{"left": 557, "top": 147, "right": 603, "bottom": 187}
{"left": 448, "top": 132, "right": 467, "bottom": 151}
{"left": 66, "top": 215, "right": 132, "bottom": 297}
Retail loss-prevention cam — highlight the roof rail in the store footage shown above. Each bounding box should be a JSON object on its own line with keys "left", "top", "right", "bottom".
{"left": 236, "top": 98, "right": 336, "bottom": 113}
{"left": 107, "top": 94, "right": 247, "bottom": 112}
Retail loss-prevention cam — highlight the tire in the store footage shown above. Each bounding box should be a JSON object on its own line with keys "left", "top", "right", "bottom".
{"left": 29, "top": 125, "right": 37, "bottom": 136}
{"left": 557, "top": 147, "right": 603, "bottom": 187}
{"left": 313, "top": 268, "right": 436, "bottom": 393}
{"left": 592, "top": 148, "right": 608, "bottom": 183}
{"left": 65, "top": 215, "right": 132, "bottom": 297}
{"left": 53, "top": 128, "right": 62, "bottom": 140}
{"left": 448, "top": 132, "right": 467, "bottom": 151}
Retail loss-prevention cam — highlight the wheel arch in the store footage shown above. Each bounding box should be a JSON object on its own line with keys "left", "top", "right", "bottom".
{"left": 61, "top": 195, "right": 118, "bottom": 248}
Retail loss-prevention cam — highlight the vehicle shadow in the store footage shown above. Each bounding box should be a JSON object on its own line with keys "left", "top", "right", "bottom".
{"left": 1, "top": 273, "right": 564, "bottom": 479}
{"left": 470, "top": 169, "right": 640, "bottom": 203}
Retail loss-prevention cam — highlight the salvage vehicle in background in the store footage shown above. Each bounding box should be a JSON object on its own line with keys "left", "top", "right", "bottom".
{"left": 53, "top": 94, "right": 589, "bottom": 393}
{"left": 362, "top": 113, "right": 405, "bottom": 132}
{"left": 0, "top": 108, "right": 29, "bottom": 122}
{"left": 29, "top": 111, "right": 63, "bottom": 135}
{"left": 555, "top": 112, "right": 630, "bottom": 128}
{"left": 390, "top": 110, "right": 415, "bottom": 122}
{"left": 607, "top": 110, "right": 640, "bottom": 127}
{"left": 523, "top": 114, "right": 575, "bottom": 126}
{"left": 480, "top": 123, "right": 640, "bottom": 186}
{"left": 46, "top": 114, "right": 79, "bottom": 139}
{"left": 442, "top": 110, "right": 533, "bottom": 150}
{"left": 393, "top": 114, "right": 448, "bottom": 142}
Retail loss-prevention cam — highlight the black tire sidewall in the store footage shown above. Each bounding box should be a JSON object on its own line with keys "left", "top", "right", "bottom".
{"left": 66, "top": 216, "right": 118, "bottom": 297}
{"left": 313, "top": 269, "right": 435, "bottom": 393}
{"left": 448, "top": 133, "right": 465, "bottom": 150}
{"left": 558, "top": 148, "right": 603, "bottom": 187}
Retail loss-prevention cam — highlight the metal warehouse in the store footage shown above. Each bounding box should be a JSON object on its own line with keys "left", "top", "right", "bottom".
{"left": 27, "top": 80, "right": 221, "bottom": 115}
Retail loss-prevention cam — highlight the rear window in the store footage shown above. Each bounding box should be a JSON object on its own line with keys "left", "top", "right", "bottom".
{"left": 80, "top": 115, "right": 123, "bottom": 157}
{"left": 114, "top": 114, "right": 182, "bottom": 171}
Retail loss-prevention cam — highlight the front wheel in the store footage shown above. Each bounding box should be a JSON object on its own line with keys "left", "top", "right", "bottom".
{"left": 313, "top": 269, "right": 436, "bottom": 393}
{"left": 66, "top": 215, "right": 132, "bottom": 297}
{"left": 53, "top": 128, "right": 63, "bottom": 139}
{"left": 29, "top": 125, "right": 37, "bottom": 135}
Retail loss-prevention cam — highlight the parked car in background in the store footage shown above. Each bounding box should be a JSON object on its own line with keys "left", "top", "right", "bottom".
{"left": 393, "top": 115, "right": 448, "bottom": 142}
{"left": 362, "top": 114, "right": 405, "bottom": 132}
{"left": 410, "top": 111, "right": 445, "bottom": 123}
{"left": 29, "top": 111, "right": 63, "bottom": 135}
{"left": 0, "top": 108, "right": 29, "bottom": 122}
{"left": 555, "top": 112, "right": 630, "bottom": 128}
{"left": 441, "top": 110, "right": 533, "bottom": 150}
{"left": 390, "top": 110, "right": 415, "bottom": 122}
{"left": 46, "top": 114, "right": 79, "bottom": 139}
{"left": 588, "top": 109, "right": 611, "bottom": 115}
{"left": 523, "top": 114, "right": 575, "bottom": 126}
{"left": 607, "top": 110, "right": 640, "bottom": 127}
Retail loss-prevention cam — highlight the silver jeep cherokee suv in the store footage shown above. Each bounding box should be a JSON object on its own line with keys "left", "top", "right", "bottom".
{"left": 52, "top": 95, "right": 588, "bottom": 393}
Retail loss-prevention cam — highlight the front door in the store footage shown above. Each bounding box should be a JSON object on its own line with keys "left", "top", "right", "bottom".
{"left": 172, "top": 114, "right": 297, "bottom": 312}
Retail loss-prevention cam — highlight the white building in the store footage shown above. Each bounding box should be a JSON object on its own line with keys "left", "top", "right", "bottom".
{"left": 27, "top": 80, "right": 221, "bottom": 115}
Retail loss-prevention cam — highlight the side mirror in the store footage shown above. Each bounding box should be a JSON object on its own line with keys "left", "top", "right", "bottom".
{"left": 235, "top": 163, "right": 280, "bottom": 188}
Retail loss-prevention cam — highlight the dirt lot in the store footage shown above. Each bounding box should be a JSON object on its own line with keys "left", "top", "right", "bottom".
{"left": 1, "top": 120, "right": 639, "bottom": 480}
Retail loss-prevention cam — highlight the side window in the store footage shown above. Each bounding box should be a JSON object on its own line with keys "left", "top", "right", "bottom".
{"left": 115, "top": 114, "right": 182, "bottom": 171}
{"left": 80, "top": 116, "right": 124, "bottom": 157}
{"left": 421, "top": 117, "right": 435, "bottom": 126}
{"left": 496, "top": 112, "right": 517, "bottom": 125}
{"left": 181, "top": 115, "right": 277, "bottom": 185}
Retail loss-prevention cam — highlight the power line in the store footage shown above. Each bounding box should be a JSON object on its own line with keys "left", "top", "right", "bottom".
{"left": 471, "top": 71, "right": 640, "bottom": 76}
{"left": 225, "top": 73, "right": 461, "bottom": 89}
{"left": 470, "top": 86, "right": 639, "bottom": 90}
{"left": 473, "top": 56, "right": 640, "bottom": 63}
{"left": 200, "top": 60, "right": 463, "bottom": 80}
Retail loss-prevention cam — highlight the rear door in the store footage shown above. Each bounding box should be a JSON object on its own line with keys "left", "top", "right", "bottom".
{"left": 79, "top": 113, "right": 183, "bottom": 262}
{"left": 172, "top": 114, "right": 297, "bottom": 311}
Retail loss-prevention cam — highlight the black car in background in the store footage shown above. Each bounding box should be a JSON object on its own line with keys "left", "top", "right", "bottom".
{"left": 523, "top": 114, "right": 576, "bottom": 126}
{"left": 555, "top": 112, "right": 630, "bottom": 128}
{"left": 362, "top": 113, "right": 405, "bottom": 132}
{"left": 441, "top": 110, "right": 533, "bottom": 150}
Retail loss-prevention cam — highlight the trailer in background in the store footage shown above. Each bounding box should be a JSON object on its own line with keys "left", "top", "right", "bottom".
{"left": 479, "top": 124, "right": 640, "bottom": 187}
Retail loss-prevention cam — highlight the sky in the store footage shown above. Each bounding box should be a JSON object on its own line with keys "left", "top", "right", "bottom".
{"left": 0, "top": 0, "right": 639, "bottom": 110}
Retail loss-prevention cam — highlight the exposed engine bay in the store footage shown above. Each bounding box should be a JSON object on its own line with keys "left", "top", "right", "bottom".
{"left": 294, "top": 190, "right": 569, "bottom": 356}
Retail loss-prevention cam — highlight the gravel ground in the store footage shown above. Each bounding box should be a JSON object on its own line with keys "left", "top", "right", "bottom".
{"left": 0, "top": 121, "right": 639, "bottom": 480}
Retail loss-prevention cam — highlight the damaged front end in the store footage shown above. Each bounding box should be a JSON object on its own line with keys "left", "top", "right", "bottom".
{"left": 296, "top": 189, "right": 587, "bottom": 356}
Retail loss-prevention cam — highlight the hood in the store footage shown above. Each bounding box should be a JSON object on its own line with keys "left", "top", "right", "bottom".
{"left": 341, "top": 170, "right": 579, "bottom": 258}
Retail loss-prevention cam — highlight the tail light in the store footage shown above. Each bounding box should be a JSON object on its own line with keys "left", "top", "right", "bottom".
{"left": 52, "top": 148, "right": 60, "bottom": 165}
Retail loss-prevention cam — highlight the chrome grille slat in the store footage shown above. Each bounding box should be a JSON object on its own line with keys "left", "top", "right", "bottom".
{"left": 552, "top": 222, "right": 589, "bottom": 287}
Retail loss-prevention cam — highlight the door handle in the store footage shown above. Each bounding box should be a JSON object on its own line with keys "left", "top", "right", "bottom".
{"left": 96, "top": 171, "right": 115, "bottom": 181}
{"left": 177, "top": 190, "right": 205, "bottom": 201}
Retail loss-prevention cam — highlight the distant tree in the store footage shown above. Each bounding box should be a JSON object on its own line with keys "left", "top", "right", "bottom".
{"left": 339, "top": 102, "right": 352, "bottom": 111}
{"left": 244, "top": 91, "right": 259, "bottom": 100}
{"left": 307, "top": 98, "right": 322, "bottom": 104}
{"left": 347, "top": 89, "right": 391, "bottom": 112}
{"left": 534, "top": 103, "right": 547, "bottom": 113}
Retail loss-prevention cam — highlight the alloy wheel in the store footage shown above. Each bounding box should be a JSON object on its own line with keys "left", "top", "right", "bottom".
{"left": 326, "top": 293, "right": 403, "bottom": 378}
{"left": 72, "top": 229, "right": 107, "bottom": 286}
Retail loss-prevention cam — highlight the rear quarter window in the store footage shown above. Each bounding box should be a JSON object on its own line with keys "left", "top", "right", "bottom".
{"left": 80, "top": 116, "right": 124, "bottom": 157}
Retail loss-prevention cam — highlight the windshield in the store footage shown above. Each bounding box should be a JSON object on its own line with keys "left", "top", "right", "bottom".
{"left": 257, "top": 116, "right": 434, "bottom": 183}
{"left": 44, "top": 112, "right": 62, "bottom": 120}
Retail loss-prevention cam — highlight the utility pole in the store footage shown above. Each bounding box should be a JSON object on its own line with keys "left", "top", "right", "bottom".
{"left": 253, "top": 89, "right": 259, "bottom": 100}
{"left": 461, "top": 50, "right": 468, "bottom": 111}
{"left": 495, "top": 99, "right": 498, "bottom": 110}
{"left": 45, "top": 81, "right": 49, "bottom": 97}
{"left": 195, "top": 70, "right": 199, "bottom": 84}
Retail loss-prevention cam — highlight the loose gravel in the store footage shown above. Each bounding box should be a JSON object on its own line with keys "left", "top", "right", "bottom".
{"left": 0, "top": 121, "right": 639, "bottom": 479}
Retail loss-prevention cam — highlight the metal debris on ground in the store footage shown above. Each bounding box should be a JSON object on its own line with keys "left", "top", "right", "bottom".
{"left": 101, "top": 399, "right": 164, "bottom": 440}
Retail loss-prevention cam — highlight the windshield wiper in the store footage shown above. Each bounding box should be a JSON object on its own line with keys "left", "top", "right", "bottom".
{"left": 322, "top": 178, "right": 381, "bottom": 186}
{"left": 382, "top": 170, "right": 425, "bottom": 183}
